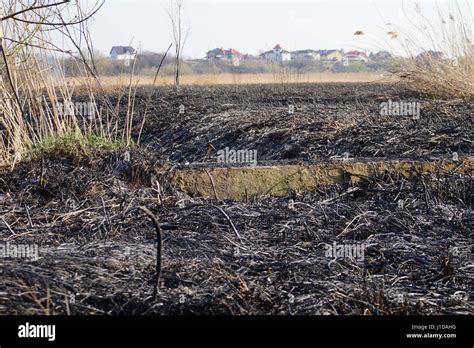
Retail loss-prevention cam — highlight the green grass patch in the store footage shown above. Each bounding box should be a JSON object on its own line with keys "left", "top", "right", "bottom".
{"left": 26, "top": 132, "right": 130, "bottom": 160}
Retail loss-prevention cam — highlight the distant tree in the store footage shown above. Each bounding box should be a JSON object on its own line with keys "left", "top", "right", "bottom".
{"left": 135, "top": 51, "right": 174, "bottom": 71}
{"left": 332, "top": 61, "right": 368, "bottom": 73}
{"left": 168, "top": 0, "right": 190, "bottom": 90}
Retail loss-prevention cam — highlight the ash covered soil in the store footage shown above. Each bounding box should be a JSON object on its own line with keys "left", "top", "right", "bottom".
{"left": 1, "top": 149, "right": 472, "bottom": 315}
{"left": 125, "top": 83, "right": 474, "bottom": 163}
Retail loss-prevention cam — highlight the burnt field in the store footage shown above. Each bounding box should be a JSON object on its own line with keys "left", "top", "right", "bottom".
{"left": 1, "top": 83, "right": 473, "bottom": 315}
{"left": 130, "top": 83, "right": 473, "bottom": 163}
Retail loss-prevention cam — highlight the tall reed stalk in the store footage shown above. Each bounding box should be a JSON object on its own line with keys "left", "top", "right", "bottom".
{"left": 385, "top": 1, "right": 473, "bottom": 98}
{"left": 0, "top": 0, "right": 137, "bottom": 168}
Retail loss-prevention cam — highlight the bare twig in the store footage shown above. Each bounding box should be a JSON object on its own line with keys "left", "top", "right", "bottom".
{"left": 138, "top": 206, "right": 163, "bottom": 300}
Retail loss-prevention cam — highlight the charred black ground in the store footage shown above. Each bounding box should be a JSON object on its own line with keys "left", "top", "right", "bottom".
{"left": 128, "top": 83, "right": 473, "bottom": 163}
{"left": 1, "top": 149, "right": 472, "bottom": 315}
{"left": 1, "top": 83, "right": 473, "bottom": 315}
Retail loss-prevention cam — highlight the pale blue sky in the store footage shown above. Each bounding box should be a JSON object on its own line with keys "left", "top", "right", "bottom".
{"left": 85, "top": 0, "right": 472, "bottom": 58}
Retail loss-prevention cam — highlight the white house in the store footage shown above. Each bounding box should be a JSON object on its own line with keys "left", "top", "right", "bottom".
{"left": 110, "top": 46, "right": 136, "bottom": 61}
{"left": 260, "top": 44, "right": 291, "bottom": 62}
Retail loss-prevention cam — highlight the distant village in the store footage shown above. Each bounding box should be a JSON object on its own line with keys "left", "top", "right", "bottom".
{"left": 109, "top": 44, "right": 393, "bottom": 67}
{"left": 204, "top": 44, "right": 381, "bottom": 67}
{"left": 66, "top": 44, "right": 446, "bottom": 76}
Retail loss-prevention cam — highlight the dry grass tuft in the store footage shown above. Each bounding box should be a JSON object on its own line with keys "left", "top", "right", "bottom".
{"left": 0, "top": 1, "right": 137, "bottom": 169}
{"left": 388, "top": 2, "right": 473, "bottom": 98}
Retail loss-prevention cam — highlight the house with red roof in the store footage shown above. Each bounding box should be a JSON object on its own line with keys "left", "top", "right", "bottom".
{"left": 343, "top": 50, "right": 368, "bottom": 63}
{"left": 206, "top": 47, "right": 244, "bottom": 66}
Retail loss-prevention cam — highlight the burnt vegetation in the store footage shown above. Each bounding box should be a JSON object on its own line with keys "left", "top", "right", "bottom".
{"left": 0, "top": 147, "right": 472, "bottom": 314}
{"left": 0, "top": 0, "right": 472, "bottom": 317}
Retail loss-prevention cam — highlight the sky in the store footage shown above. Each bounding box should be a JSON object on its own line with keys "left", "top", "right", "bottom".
{"left": 83, "top": 0, "right": 472, "bottom": 58}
